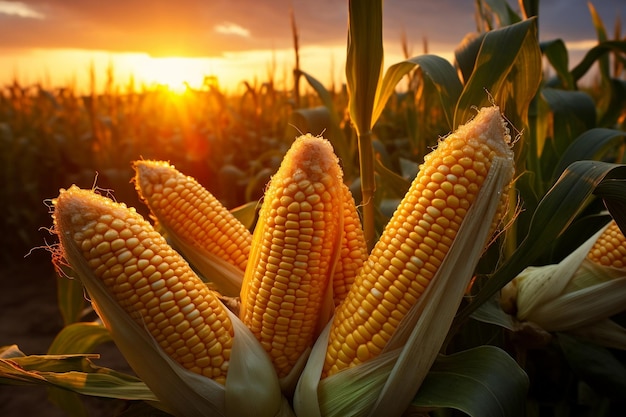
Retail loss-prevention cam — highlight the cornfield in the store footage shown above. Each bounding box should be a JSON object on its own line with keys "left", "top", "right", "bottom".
{"left": 2, "top": 0, "right": 626, "bottom": 416}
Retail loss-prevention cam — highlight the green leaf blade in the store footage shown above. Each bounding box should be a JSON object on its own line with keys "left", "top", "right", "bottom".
{"left": 373, "top": 54, "right": 462, "bottom": 129}
{"left": 346, "top": 0, "right": 384, "bottom": 135}
{"left": 454, "top": 18, "right": 542, "bottom": 130}
{"left": 554, "top": 128, "right": 626, "bottom": 180}
{"left": 411, "top": 346, "right": 528, "bottom": 417}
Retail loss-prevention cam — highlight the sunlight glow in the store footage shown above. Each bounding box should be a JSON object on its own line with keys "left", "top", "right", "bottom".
{"left": 0, "top": 1, "right": 44, "bottom": 19}
{"left": 0, "top": 43, "right": 459, "bottom": 95}
{"left": 1, "top": 46, "right": 343, "bottom": 94}
{"left": 565, "top": 39, "right": 599, "bottom": 51}
{"left": 121, "top": 56, "right": 215, "bottom": 93}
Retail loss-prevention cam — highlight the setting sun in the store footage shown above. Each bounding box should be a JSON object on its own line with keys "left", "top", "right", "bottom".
{"left": 122, "top": 55, "right": 216, "bottom": 93}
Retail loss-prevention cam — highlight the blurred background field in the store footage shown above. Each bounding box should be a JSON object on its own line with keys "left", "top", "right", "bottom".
{"left": 0, "top": 60, "right": 452, "bottom": 266}
{"left": 0, "top": 74, "right": 302, "bottom": 262}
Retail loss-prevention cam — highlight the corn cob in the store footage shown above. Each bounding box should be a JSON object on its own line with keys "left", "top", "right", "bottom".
{"left": 53, "top": 186, "right": 234, "bottom": 384}
{"left": 331, "top": 184, "right": 368, "bottom": 306}
{"left": 587, "top": 221, "right": 626, "bottom": 268}
{"left": 134, "top": 160, "right": 251, "bottom": 273}
{"left": 240, "top": 134, "right": 344, "bottom": 379}
{"left": 322, "top": 106, "right": 513, "bottom": 377}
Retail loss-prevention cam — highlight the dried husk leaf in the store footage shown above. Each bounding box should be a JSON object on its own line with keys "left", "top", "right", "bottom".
{"left": 294, "top": 155, "right": 513, "bottom": 417}
{"left": 511, "top": 264, "right": 561, "bottom": 319}
{"left": 165, "top": 229, "right": 244, "bottom": 296}
{"left": 567, "top": 319, "right": 626, "bottom": 350}
{"left": 526, "top": 274, "right": 626, "bottom": 331}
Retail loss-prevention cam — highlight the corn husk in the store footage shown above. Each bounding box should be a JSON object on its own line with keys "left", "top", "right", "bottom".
{"left": 294, "top": 153, "right": 514, "bottom": 417}
{"left": 514, "top": 224, "right": 626, "bottom": 334}
{"left": 54, "top": 189, "right": 293, "bottom": 417}
{"left": 567, "top": 319, "right": 626, "bottom": 350}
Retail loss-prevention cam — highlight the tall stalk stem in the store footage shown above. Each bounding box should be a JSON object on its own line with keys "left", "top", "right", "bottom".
{"left": 358, "top": 130, "right": 376, "bottom": 252}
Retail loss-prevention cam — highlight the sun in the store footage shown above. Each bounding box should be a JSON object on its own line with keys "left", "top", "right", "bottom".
{"left": 129, "top": 55, "right": 216, "bottom": 93}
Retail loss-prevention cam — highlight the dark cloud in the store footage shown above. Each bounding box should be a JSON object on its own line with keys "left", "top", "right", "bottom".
{"left": 0, "top": 0, "right": 623, "bottom": 57}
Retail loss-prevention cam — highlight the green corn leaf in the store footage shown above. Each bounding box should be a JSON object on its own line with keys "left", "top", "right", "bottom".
{"left": 519, "top": 0, "right": 538, "bottom": 18}
{"left": 481, "top": 0, "right": 522, "bottom": 27}
{"left": 471, "top": 296, "right": 516, "bottom": 331}
{"left": 454, "top": 18, "right": 541, "bottom": 130}
{"left": 289, "top": 107, "right": 333, "bottom": 138}
{"left": 554, "top": 128, "right": 626, "bottom": 180}
{"left": 594, "top": 174, "right": 626, "bottom": 235}
{"left": 372, "top": 54, "right": 462, "bottom": 130}
{"left": 588, "top": 3, "right": 610, "bottom": 80}
{"left": 56, "top": 267, "right": 88, "bottom": 326}
{"left": 558, "top": 333, "right": 626, "bottom": 399}
{"left": 541, "top": 39, "right": 574, "bottom": 89}
{"left": 374, "top": 156, "right": 411, "bottom": 200}
{"left": 541, "top": 88, "right": 597, "bottom": 158}
{"left": 297, "top": 70, "right": 352, "bottom": 177}
{"left": 399, "top": 157, "right": 419, "bottom": 180}
{"left": 230, "top": 200, "right": 259, "bottom": 232}
{"left": 520, "top": 87, "right": 551, "bottom": 202}
{"left": 455, "top": 31, "right": 484, "bottom": 84}
{"left": 571, "top": 40, "right": 626, "bottom": 82}
{"left": 457, "top": 162, "right": 626, "bottom": 324}
{"left": 410, "top": 346, "right": 528, "bottom": 417}
{"left": 48, "top": 322, "right": 112, "bottom": 355}
{"left": 0, "top": 347, "right": 156, "bottom": 402}
{"left": 597, "top": 78, "right": 626, "bottom": 128}
{"left": 288, "top": 106, "right": 349, "bottom": 177}
{"left": 44, "top": 322, "right": 115, "bottom": 416}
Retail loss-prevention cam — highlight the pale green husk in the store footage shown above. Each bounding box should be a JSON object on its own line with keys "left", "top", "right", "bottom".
{"left": 224, "top": 308, "right": 293, "bottom": 417}
{"left": 58, "top": 224, "right": 291, "bottom": 417}
{"left": 0, "top": 345, "right": 157, "bottom": 402}
{"left": 60, "top": 231, "right": 225, "bottom": 416}
{"left": 515, "top": 225, "right": 606, "bottom": 321}
{"left": 294, "top": 155, "right": 514, "bottom": 417}
{"left": 515, "top": 224, "right": 626, "bottom": 333}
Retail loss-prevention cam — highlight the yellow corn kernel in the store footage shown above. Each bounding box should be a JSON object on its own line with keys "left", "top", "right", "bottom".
{"left": 332, "top": 184, "right": 367, "bottom": 306}
{"left": 323, "top": 106, "right": 514, "bottom": 377}
{"left": 587, "top": 221, "right": 626, "bottom": 268}
{"left": 133, "top": 160, "right": 251, "bottom": 273}
{"left": 240, "top": 134, "right": 343, "bottom": 379}
{"left": 53, "top": 186, "right": 234, "bottom": 384}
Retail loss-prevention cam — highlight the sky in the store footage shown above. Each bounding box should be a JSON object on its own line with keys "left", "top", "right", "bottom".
{"left": 0, "top": 0, "right": 624, "bottom": 93}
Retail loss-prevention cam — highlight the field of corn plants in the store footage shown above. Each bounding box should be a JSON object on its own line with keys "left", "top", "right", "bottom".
{"left": 2, "top": 0, "right": 626, "bottom": 416}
